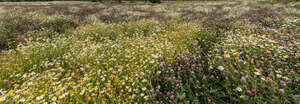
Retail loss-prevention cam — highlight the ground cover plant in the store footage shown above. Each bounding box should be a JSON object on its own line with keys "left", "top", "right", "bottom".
{"left": 0, "top": 0, "right": 299, "bottom": 103}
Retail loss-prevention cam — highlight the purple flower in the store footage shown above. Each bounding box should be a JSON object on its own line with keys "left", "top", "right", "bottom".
{"left": 289, "top": 70, "right": 295, "bottom": 75}
{"left": 247, "top": 89, "right": 257, "bottom": 95}
{"left": 247, "top": 90, "right": 252, "bottom": 95}
{"left": 288, "top": 80, "right": 292, "bottom": 84}
{"left": 178, "top": 54, "right": 183, "bottom": 59}
{"left": 253, "top": 55, "right": 258, "bottom": 58}
{"left": 280, "top": 80, "right": 286, "bottom": 86}
{"left": 159, "top": 62, "right": 166, "bottom": 67}
{"left": 234, "top": 70, "right": 239, "bottom": 74}
{"left": 268, "top": 73, "right": 273, "bottom": 76}
{"left": 251, "top": 89, "right": 257, "bottom": 94}
{"left": 170, "top": 95, "right": 175, "bottom": 99}
{"left": 208, "top": 98, "right": 212, "bottom": 104}
{"left": 192, "top": 64, "right": 196, "bottom": 68}
{"left": 241, "top": 76, "right": 247, "bottom": 81}
{"left": 3, "top": 80, "right": 10, "bottom": 85}
{"left": 167, "top": 92, "right": 171, "bottom": 96}
{"left": 150, "top": 89, "right": 154, "bottom": 93}
{"left": 242, "top": 85, "right": 247, "bottom": 89}
{"left": 278, "top": 89, "right": 284, "bottom": 94}
{"left": 193, "top": 55, "right": 197, "bottom": 61}
{"left": 295, "top": 94, "right": 300, "bottom": 98}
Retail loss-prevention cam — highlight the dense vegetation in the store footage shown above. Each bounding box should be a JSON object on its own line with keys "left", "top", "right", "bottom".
{"left": 0, "top": 0, "right": 299, "bottom": 103}
{"left": 0, "top": 0, "right": 151, "bottom": 2}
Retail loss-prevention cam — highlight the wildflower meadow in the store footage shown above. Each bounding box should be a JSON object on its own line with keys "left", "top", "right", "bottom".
{"left": 0, "top": 0, "right": 299, "bottom": 103}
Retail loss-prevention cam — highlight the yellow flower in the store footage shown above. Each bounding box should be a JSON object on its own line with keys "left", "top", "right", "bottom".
{"left": 240, "top": 95, "right": 245, "bottom": 99}
{"left": 224, "top": 54, "right": 230, "bottom": 58}
{"left": 8, "top": 90, "right": 14, "bottom": 94}
{"left": 14, "top": 84, "right": 19, "bottom": 87}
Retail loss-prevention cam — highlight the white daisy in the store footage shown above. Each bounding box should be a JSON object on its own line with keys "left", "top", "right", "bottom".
{"left": 236, "top": 87, "right": 242, "bottom": 92}
{"left": 217, "top": 66, "right": 224, "bottom": 71}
